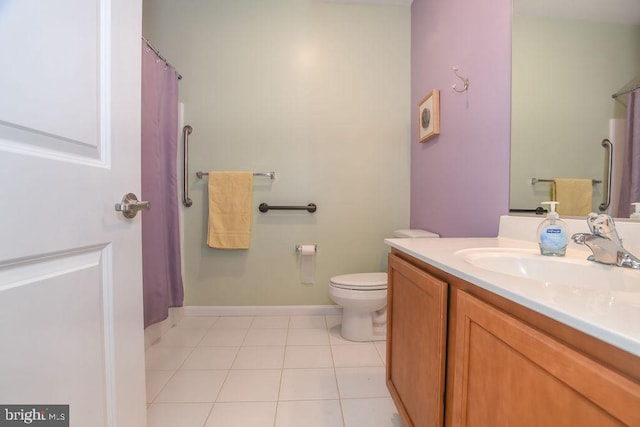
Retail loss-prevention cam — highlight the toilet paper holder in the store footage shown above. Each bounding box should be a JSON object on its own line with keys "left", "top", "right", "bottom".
{"left": 295, "top": 244, "right": 317, "bottom": 253}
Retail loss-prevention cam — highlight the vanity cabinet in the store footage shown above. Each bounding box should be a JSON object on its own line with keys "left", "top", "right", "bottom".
{"left": 450, "top": 290, "right": 639, "bottom": 426}
{"left": 386, "top": 254, "right": 448, "bottom": 427}
{"left": 387, "top": 250, "right": 640, "bottom": 427}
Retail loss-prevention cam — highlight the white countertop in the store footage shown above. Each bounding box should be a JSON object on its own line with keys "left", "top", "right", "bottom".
{"left": 385, "top": 215, "right": 640, "bottom": 357}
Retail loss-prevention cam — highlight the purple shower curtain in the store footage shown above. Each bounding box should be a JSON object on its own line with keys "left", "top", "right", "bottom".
{"left": 618, "top": 89, "right": 640, "bottom": 218}
{"left": 141, "top": 40, "right": 184, "bottom": 328}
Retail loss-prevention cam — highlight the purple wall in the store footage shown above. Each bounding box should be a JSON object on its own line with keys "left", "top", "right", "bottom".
{"left": 410, "top": 0, "right": 512, "bottom": 237}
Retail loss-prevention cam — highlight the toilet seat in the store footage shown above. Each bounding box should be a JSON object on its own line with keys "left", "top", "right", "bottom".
{"left": 329, "top": 272, "right": 387, "bottom": 291}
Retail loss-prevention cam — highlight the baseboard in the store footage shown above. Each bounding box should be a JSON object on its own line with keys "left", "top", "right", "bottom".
{"left": 183, "top": 305, "right": 342, "bottom": 317}
{"left": 144, "top": 307, "right": 184, "bottom": 349}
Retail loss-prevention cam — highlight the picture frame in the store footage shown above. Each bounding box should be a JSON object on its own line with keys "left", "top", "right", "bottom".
{"left": 418, "top": 90, "right": 440, "bottom": 142}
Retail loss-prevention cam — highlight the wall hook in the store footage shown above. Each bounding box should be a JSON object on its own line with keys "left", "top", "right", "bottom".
{"left": 451, "top": 66, "right": 469, "bottom": 93}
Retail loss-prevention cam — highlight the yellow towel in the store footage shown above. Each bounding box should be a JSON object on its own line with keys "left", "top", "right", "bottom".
{"left": 207, "top": 171, "right": 253, "bottom": 249}
{"left": 552, "top": 178, "right": 593, "bottom": 216}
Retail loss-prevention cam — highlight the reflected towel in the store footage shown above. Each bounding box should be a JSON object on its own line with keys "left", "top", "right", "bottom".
{"left": 207, "top": 171, "right": 253, "bottom": 249}
{"left": 552, "top": 178, "right": 593, "bottom": 216}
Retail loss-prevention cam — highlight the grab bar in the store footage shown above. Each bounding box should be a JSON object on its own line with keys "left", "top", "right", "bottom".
{"left": 258, "top": 203, "right": 317, "bottom": 213}
{"left": 182, "top": 125, "right": 193, "bottom": 207}
{"left": 599, "top": 138, "right": 613, "bottom": 212}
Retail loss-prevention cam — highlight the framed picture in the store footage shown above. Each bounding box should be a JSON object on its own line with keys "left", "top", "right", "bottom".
{"left": 418, "top": 90, "right": 440, "bottom": 142}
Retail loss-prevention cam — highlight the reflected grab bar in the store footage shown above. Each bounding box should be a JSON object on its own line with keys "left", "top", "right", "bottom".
{"left": 182, "top": 125, "right": 193, "bottom": 207}
{"left": 599, "top": 138, "right": 613, "bottom": 212}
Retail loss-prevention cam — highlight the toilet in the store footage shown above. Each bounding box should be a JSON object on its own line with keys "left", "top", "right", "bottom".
{"left": 328, "top": 229, "right": 439, "bottom": 342}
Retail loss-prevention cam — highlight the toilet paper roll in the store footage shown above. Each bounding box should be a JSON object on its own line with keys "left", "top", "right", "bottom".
{"left": 300, "top": 244, "right": 316, "bottom": 255}
{"left": 299, "top": 245, "right": 316, "bottom": 283}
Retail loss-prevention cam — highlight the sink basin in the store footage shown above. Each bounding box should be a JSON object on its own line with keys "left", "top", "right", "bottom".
{"left": 455, "top": 247, "right": 640, "bottom": 294}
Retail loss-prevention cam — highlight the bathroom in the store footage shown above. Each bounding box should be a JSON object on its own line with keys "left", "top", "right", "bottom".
{"left": 140, "top": 0, "right": 510, "bottom": 424}
{"left": 142, "top": 0, "right": 640, "bottom": 423}
{"left": 141, "top": 0, "right": 511, "bottom": 312}
{"left": 1, "top": 0, "right": 639, "bottom": 425}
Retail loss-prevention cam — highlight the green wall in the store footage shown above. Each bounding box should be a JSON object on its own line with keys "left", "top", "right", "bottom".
{"left": 143, "top": 0, "right": 411, "bottom": 306}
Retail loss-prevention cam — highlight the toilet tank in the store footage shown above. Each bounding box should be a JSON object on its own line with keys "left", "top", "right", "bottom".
{"left": 393, "top": 229, "right": 439, "bottom": 238}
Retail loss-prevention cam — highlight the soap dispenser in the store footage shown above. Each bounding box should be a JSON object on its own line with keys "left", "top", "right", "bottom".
{"left": 631, "top": 203, "right": 640, "bottom": 221}
{"left": 537, "top": 201, "right": 568, "bottom": 256}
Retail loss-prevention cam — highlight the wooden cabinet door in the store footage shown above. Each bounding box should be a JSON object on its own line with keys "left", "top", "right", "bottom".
{"left": 387, "top": 254, "right": 448, "bottom": 427}
{"left": 450, "top": 290, "right": 640, "bottom": 427}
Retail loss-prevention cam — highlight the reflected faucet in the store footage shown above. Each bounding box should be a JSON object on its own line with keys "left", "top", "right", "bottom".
{"left": 571, "top": 213, "right": 640, "bottom": 269}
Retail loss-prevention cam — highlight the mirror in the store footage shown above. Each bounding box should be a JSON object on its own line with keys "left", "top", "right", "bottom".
{"left": 510, "top": 0, "right": 640, "bottom": 217}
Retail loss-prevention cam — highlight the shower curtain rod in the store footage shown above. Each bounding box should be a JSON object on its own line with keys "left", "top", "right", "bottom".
{"left": 612, "top": 86, "right": 639, "bottom": 99}
{"left": 612, "top": 74, "right": 640, "bottom": 99}
{"left": 142, "top": 36, "right": 182, "bottom": 80}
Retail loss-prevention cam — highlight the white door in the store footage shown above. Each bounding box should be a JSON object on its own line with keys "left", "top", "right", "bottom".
{"left": 0, "top": 0, "right": 146, "bottom": 426}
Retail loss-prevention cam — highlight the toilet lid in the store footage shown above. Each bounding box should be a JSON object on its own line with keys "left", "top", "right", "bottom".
{"left": 330, "top": 272, "right": 387, "bottom": 290}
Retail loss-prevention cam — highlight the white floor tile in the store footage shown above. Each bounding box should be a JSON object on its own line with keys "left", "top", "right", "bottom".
{"left": 232, "top": 346, "right": 285, "bottom": 369}
{"left": 335, "top": 367, "right": 389, "bottom": 399}
{"left": 289, "top": 315, "right": 327, "bottom": 329}
{"left": 145, "top": 346, "right": 193, "bottom": 370}
{"left": 147, "top": 403, "right": 213, "bottom": 427}
{"left": 175, "top": 316, "right": 218, "bottom": 329}
{"left": 374, "top": 341, "right": 387, "bottom": 365}
{"left": 275, "top": 400, "right": 344, "bottom": 427}
{"left": 341, "top": 397, "right": 403, "bottom": 427}
{"left": 279, "top": 368, "right": 339, "bottom": 400}
{"left": 154, "top": 369, "right": 227, "bottom": 403}
{"left": 154, "top": 327, "right": 207, "bottom": 347}
{"left": 332, "top": 343, "right": 384, "bottom": 368}
{"left": 181, "top": 347, "right": 239, "bottom": 370}
{"left": 329, "top": 325, "right": 361, "bottom": 345}
{"left": 205, "top": 402, "right": 277, "bottom": 427}
{"left": 283, "top": 346, "right": 334, "bottom": 369}
{"left": 145, "top": 370, "right": 175, "bottom": 403}
{"left": 212, "top": 316, "right": 254, "bottom": 329}
{"left": 145, "top": 315, "right": 396, "bottom": 427}
{"left": 251, "top": 315, "right": 290, "bottom": 329}
{"left": 217, "top": 369, "right": 282, "bottom": 402}
{"left": 199, "top": 328, "right": 248, "bottom": 347}
{"left": 287, "top": 328, "right": 329, "bottom": 346}
{"left": 243, "top": 328, "right": 288, "bottom": 346}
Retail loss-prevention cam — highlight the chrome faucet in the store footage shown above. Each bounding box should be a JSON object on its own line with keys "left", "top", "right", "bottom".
{"left": 571, "top": 213, "right": 640, "bottom": 269}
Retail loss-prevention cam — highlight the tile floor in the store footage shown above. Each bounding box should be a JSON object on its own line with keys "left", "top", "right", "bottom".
{"left": 145, "top": 314, "right": 403, "bottom": 427}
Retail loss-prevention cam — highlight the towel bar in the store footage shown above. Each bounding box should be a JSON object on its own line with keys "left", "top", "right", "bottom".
{"left": 196, "top": 171, "right": 275, "bottom": 180}
{"left": 531, "top": 178, "right": 601, "bottom": 185}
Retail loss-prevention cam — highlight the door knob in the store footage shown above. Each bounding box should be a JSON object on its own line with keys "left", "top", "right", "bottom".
{"left": 115, "top": 193, "right": 150, "bottom": 218}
